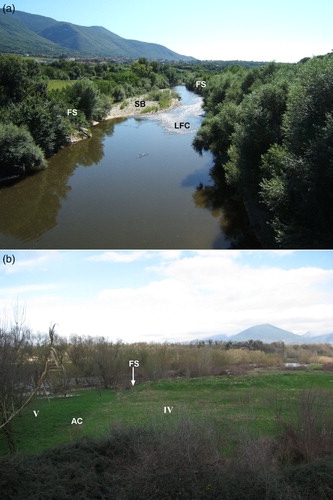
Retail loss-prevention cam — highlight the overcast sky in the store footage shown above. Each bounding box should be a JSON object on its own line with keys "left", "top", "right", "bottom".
{"left": 21, "top": 0, "right": 332, "bottom": 62}
{"left": 1, "top": 250, "right": 332, "bottom": 342}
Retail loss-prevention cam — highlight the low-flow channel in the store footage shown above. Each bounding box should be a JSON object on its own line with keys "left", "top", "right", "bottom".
{"left": 0, "top": 86, "right": 258, "bottom": 249}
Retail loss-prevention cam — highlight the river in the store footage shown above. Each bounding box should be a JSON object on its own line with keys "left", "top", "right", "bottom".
{"left": 0, "top": 86, "right": 259, "bottom": 249}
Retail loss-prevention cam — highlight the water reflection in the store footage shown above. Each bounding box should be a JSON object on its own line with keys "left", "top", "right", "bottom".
{"left": 0, "top": 168, "right": 71, "bottom": 242}
{"left": 0, "top": 87, "right": 259, "bottom": 249}
{"left": 0, "top": 120, "right": 117, "bottom": 243}
{"left": 181, "top": 163, "right": 212, "bottom": 188}
{"left": 192, "top": 163, "right": 261, "bottom": 249}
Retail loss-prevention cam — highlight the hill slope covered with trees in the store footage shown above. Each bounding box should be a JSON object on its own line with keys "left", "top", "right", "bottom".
{"left": 0, "top": 11, "right": 195, "bottom": 60}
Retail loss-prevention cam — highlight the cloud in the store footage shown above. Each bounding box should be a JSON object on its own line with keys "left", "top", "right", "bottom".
{"left": 85, "top": 251, "right": 151, "bottom": 263}
{"left": 89, "top": 254, "right": 333, "bottom": 341}
{"left": 158, "top": 250, "right": 184, "bottom": 260}
{"left": 2, "top": 251, "right": 332, "bottom": 342}
{"left": 2, "top": 251, "right": 60, "bottom": 275}
{"left": 85, "top": 250, "right": 184, "bottom": 263}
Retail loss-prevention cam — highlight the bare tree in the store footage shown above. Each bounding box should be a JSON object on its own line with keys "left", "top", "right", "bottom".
{"left": 94, "top": 338, "right": 123, "bottom": 389}
{"left": 0, "top": 322, "right": 32, "bottom": 453}
{"left": 67, "top": 335, "right": 99, "bottom": 386}
{"left": 0, "top": 318, "right": 64, "bottom": 454}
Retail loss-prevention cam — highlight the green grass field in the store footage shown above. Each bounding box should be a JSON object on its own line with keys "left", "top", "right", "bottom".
{"left": 1, "top": 370, "right": 333, "bottom": 456}
{"left": 47, "top": 79, "right": 76, "bottom": 91}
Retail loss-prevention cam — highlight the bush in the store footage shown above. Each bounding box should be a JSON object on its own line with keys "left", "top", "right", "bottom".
{"left": 283, "top": 459, "right": 333, "bottom": 499}
{"left": 65, "top": 79, "right": 102, "bottom": 120}
{"left": 112, "top": 85, "right": 126, "bottom": 103}
{"left": 1, "top": 410, "right": 333, "bottom": 499}
{"left": 275, "top": 389, "right": 333, "bottom": 464}
{"left": 140, "top": 105, "right": 158, "bottom": 114}
{"left": 0, "top": 55, "right": 44, "bottom": 105}
{"left": 0, "top": 122, "right": 46, "bottom": 176}
{"left": 2, "top": 98, "right": 71, "bottom": 157}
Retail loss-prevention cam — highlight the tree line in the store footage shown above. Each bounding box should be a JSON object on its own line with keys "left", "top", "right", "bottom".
{"left": 190, "top": 53, "right": 333, "bottom": 248}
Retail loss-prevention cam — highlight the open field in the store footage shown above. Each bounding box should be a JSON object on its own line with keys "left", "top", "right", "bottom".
{"left": 47, "top": 79, "right": 76, "bottom": 91}
{"left": 1, "top": 369, "right": 333, "bottom": 456}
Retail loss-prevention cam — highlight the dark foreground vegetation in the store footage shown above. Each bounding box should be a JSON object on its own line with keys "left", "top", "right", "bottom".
{"left": 1, "top": 397, "right": 333, "bottom": 500}
{"left": 189, "top": 52, "right": 333, "bottom": 248}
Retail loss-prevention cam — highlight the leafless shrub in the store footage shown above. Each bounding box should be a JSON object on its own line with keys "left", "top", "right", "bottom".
{"left": 275, "top": 389, "right": 333, "bottom": 464}
{"left": 119, "top": 411, "right": 223, "bottom": 499}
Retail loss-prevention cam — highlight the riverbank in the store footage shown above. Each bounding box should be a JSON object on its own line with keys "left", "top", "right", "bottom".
{"left": 70, "top": 91, "right": 181, "bottom": 143}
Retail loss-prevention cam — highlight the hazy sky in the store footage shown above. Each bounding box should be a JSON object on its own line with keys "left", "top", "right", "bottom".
{"left": 1, "top": 250, "right": 332, "bottom": 342}
{"left": 19, "top": 0, "right": 332, "bottom": 62}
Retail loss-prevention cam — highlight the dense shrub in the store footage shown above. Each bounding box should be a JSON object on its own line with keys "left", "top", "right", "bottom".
{"left": 65, "top": 78, "right": 108, "bottom": 120}
{"left": 0, "top": 55, "right": 45, "bottom": 105}
{"left": 0, "top": 123, "right": 46, "bottom": 176}
{"left": 1, "top": 99, "right": 71, "bottom": 157}
{"left": 1, "top": 406, "right": 333, "bottom": 500}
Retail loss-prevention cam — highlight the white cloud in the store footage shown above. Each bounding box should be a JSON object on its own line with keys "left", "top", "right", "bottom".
{"left": 2, "top": 251, "right": 60, "bottom": 274}
{"left": 85, "top": 251, "right": 151, "bottom": 263}
{"left": 158, "top": 250, "right": 184, "bottom": 260}
{"left": 84, "top": 255, "right": 333, "bottom": 341}
{"left": 3, "top": 252, "right": 332, "bottom": 342}
{"left": 85, "top": 250, "right": 185, "bottom": 263}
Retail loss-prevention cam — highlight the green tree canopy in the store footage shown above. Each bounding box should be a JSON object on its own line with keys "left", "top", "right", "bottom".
{"left": 0, "top": 123, "right": 46, "bottom": 175}
{"left": 2, "top": 98, "right": 71, "bottom": 157}
{"left": 259, "top": 55, "right": 333, "bottom": 247}
{"left": 0, "top": 55, "right": 46, "bottom": 105}
{"left": 66, "top": 79, "right": 101, "bottom": 120}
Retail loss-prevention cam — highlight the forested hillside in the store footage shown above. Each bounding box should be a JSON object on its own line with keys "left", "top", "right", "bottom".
{"left": 0, "top": 11, "right": 195, "bottom": 60}
{"left": 189, "top": 53, "right": 333, "bottom": 248}
{"left": 0, "top": 14, "right": 76, "bottom": 57}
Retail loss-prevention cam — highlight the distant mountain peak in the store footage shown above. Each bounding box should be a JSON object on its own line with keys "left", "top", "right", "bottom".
{"left": 202, "top": 323, "right": 333, "bottom": 345}
{"left": 233, "top": 324, "right": 300, "bottom": 343}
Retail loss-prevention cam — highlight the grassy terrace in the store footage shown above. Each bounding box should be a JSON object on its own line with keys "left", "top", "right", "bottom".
{"left": 2, "top": 369, "right": 332, "bottom": 456}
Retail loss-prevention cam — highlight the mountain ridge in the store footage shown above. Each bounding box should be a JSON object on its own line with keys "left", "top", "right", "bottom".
{"left": 0, "top": 11, "right": 195, "bottom": 60}
{"left": 0, "top": 12, "right": 73, "bottom": 56}
{"left": 203, "top": 323, "right": 333, "bottom": 344}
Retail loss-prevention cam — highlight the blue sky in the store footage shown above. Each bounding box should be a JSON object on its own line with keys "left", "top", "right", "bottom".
{"left": 18, "top": 0, "right": 332, "bottom": 62}
{"left": 1, "top": 250, "right": 332, "bottom": 342}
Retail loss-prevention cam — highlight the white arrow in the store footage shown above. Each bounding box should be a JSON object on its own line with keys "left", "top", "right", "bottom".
{"left": 131, "top": 366, "right": 136, "bottom": 386}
